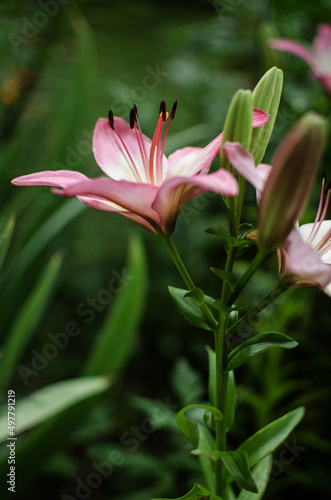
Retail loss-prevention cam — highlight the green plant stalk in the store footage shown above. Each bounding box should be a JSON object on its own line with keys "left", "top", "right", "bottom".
{"left": 227, "top": 281, "right": 289, "bottom": 338}
{"left": 227, "top": 249, "right": 270, "bottom": 306}
{"left": 234, "top": 177, "right": 247, "bottom": 233}
{"left": 214, "top": 245, "right": 237, "bottom": 497}
{"left": 162, "top": 235, "right": 218, "bottom": 330}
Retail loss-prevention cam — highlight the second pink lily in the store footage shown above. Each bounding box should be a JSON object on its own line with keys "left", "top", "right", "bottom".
{"left": 223, "top": 142, "right": 331, "bottom": 295}
{"left": 12, "top": 101, "right": 268, "bottom": 235}
{"left": 270, "top": 24, "right": 331, "bottom": 94}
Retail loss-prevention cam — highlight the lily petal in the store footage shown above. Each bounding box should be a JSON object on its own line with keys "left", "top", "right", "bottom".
{"left": 93, "top": 117, "right": 157, "bottom": 183}
{"left": 280, "top": 229, "right": 331, "bottom": 288}
{"left": 11, "top": 170, "right": 89, "bottom": 188}
{"left": 167, "top": 133, "right": 223, "bottom": 179}
{"left": 313, "top": 23, "right": 331, "bottom": 54}
{"left": 269, "top": 39, "right": 315, "bottom": 67}
{"left": 222, "top": 142, "right": 265, "bottom": 193}
{"left": 298, "top": 220, "right": 331, "bottom": 263}
{"left": 252, "top": 107, "right": 270, "bottom": 127}
{"left": 153, "top": 169, "right": 238, "bottom": 234}
{"left": 63, "top": 177, "right": 161, "bottom": 230}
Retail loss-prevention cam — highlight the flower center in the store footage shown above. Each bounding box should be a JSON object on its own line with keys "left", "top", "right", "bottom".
{"left": 307, "top": 175, "right": 331, "bottom": 255}
{"left": 108, "top": 101, "right": 178, "bottom": 186}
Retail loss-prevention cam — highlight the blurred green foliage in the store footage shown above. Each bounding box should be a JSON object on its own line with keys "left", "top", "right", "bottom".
{"left": 0, "top": 0, "right": 331, "bottom": 499}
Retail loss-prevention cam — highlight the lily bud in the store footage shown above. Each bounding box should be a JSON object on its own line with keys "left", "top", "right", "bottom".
{"left": 220, "top": 89, "right": 253, "bottom": 172}
{"left": 258, "top": 112, "right": 327, "bottom": 251}
{"left": 251, "top": 67, "right": 283, "bottom": 165}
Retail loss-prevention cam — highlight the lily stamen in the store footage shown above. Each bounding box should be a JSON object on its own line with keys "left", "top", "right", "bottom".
{"left": 149, "top": 101, "right": 168, "bottom": 185}
{"left": 308, "top": 186, "right": 330, "bottom": 245}
{"left": 108, "top": 109, "right": 143, "bottom": 182}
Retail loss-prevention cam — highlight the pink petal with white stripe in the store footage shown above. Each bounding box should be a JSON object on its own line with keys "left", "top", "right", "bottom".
{"left": 63, "top": 177, "right": 161, "bottom": 231}
{"left": 11, "top": 170, "right": 89, "bottom": 188}
{"left": 93, "top": 117, "right": 155, "bottom": 183}
{"left": 279, "top": 228, "right": 331, "bottom": 289}
{"left": 222, "top": 142, "right": 265, "bottom": 193}
{"left": 153, "top": 169, "right": 238, "bottom": 234}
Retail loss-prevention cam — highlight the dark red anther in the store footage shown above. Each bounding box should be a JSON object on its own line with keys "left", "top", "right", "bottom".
{"left": 159, "top": 100, "right": 167, "bottom": 121}
{"left": 170, "top": 100, "right": 178, "bottom": 120}
{"left": 108, "top": 110, "right": 115, "bottom": 130}
{"left": 129, "top": 108, "right": 136, "bottom": 129}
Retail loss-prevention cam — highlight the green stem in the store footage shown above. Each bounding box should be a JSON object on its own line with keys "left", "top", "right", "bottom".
{"left": 227, "top": 281, "right": 288, "bottom": 338}
{"left": 234, "top": 178, "right": 247, "bottom": 233}
{"left": 214, "top": 245, "right": 237, "bottom": 498}
{"left": 162, "top": 235, "right": 218, "bottom": 330}
{"left": 214, "top": 312, "right": 228, "bottom": 497}
{"left": 227, "top": 249, "right": 270, "bottom": 307}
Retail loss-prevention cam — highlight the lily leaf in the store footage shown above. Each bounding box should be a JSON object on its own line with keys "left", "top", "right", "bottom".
{"left": 205, "top": 225, "right": 238, "bottom": 246}
{"left": 237, "top": 454, "right": 273, "bottom": 500}
{"left": 82, "top": 234, "right": 147, "bottom": 377}
{"left": 176, "top": 404, "right": 223, "bottom": 448}
{"left": 206, "top": 346, "right": 216, "bottom": 407}
{"left": 151, "top": 482, "right": 222, "bottom": 500}
{"left": 0, "top": 253, "right": 63, "bottom": 395}
{"left": 227, "top": 332, "right": 298, "bottom": 371}
{"left": 211, "top": 268, "right": 237, "bottom": 290}
{"left": 184, "top": 287, "right": 205, "bottom": 307}
{"left": 0, "top": 376, "right": 110, "bottom": 443}
{"left": 225, "top": 371, "right": 236, "bottom": 432}
{"left": 0, "top": 215, "right": 15, "bottom": 272}
{"left": 218, "top": 450, "right": 258, "bottom": 493}
{"left": 238, "top": 406, "right": 305, "bottom": 468}
{"left": 168, "top": 286, "right": 217, "bottom": 331}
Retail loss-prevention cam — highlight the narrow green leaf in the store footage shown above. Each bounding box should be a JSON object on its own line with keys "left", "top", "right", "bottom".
{"left": 82, "top": 234, "right": 147, "bottom": 377}
{"left": 237, "top": 454, "right": 273, "bottom": 500}
{"left": 227, "top": 332, "right": 298, "bottom": 371}
{"left": 0, "top": 377, "right": 110, "bottom": 495}
{"left": 0, "top": 215, "right": 15, "bottom": 271}
{"left": 251, "top": 67, "right": 283, "bottom": 165}
{"left": 211, "top": 268, "right": 237, "bottom": 290}
{"left": 168, "top": 287, "right": 217, "bottom": 331}
{"left": 0, "top": 376, "right": 110, "bottom": 443}
{"left": 0, "top": 253, "right": 63, "bottom": 394}
{"left": 226, "top": 371, "right": 236, "bottom": 432}
{"left": 184, "top": 287, "right": 205, "bottom": 307}
{"left": 205, "top": 225, "right": 237, "bottom": 247}
{"left": 0, "top": 199, "right": 86, "bottom": 327}
{"left": 151, "top": 482, "right": 220, "bottom": 500}
{"left": 176, "top": 404, "right": 223, "bottom": 448}
{"left": 238, "top": 406, "right": 305, "bottom": 468}
{"left": 218, "top": 450, "right": 258, "bottom": 493}
{"left": 197, "top": 424, "right": 217, "bottom": 493}
{"left": 206, "top": 346, "right": 216, "bottom": 407}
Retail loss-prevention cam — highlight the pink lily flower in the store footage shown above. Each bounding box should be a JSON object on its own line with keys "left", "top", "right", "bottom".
{"left": 222, "top": 142, "right": 331, "bottom": 294}
{"left": 270, "top": 24, "right": 331, "bottom": 94}
{"left": 278, "top": 179, "right": 331, "bottom": 294}
{"left": 11, "top": 101, "right": 268, "bottom": 236}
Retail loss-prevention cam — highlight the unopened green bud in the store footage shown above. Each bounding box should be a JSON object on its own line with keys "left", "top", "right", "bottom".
{"left": 220, "top": 89, "right": 253, "bottom": 172}
{"left": 258, "top": 112, "right": 327, "bottom": 251}
{"left": 251, "top": 67, "right": 283, "bottom": 165}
